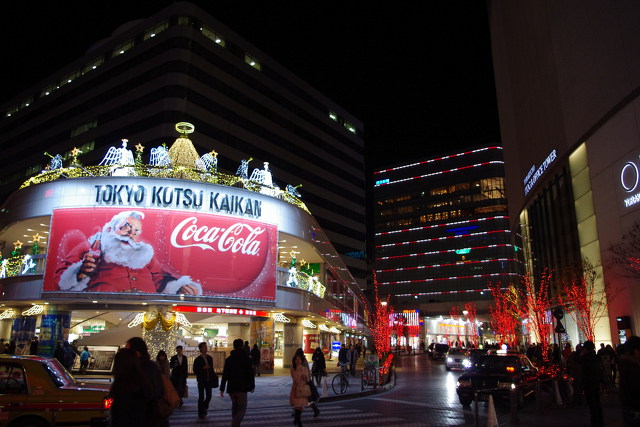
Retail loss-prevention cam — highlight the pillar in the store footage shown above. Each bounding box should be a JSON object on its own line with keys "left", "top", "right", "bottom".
{"left": 250, "top": 317, "right": 275, "bottom": 374}
{"left": 283, "top": 318, "right": 303, "bottom": 368}
{"left": 38, "top": 306, "right": 71, "bottom": 356}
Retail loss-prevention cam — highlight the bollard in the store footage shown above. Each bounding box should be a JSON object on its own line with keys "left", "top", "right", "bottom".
{"left": 510, "top": 387, "right": 520, "bottom": 424}
{"left": 474, "top": 391, "right": 479, "bottom": 427}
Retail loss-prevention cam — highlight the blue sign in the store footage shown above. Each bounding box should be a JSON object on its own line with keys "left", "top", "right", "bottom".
{"left": 332, "top": 341, "right": 341, "bottom": 351}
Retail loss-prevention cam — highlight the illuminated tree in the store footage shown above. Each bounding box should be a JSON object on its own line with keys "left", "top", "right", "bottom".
{"left": 488, "top": 281, "right": 519, "bottom": 347}
{"left": 557, "top": 261, "right": 617, "bottom": 342}
{"left": 509, "top": 270, "right": 553, "bottom": 359}
{"left": 368, "top": 272, "right": 392, "bottom": 358}
{"left": 464, "top": 302, "right": 478, "bottom": 347}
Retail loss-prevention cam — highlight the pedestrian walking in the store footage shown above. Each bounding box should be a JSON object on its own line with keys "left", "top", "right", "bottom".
{"left": 125, "top": 337, "right": 166, "bottom": 427}
{"left": 63, "top": 341, "right": 77, "bottom": 371}
{"left": 290, "top": 352, "right": 311, "bottom": 426}
{"left": 220, "top": 338, "right": 255, "bottom": 427}
{"left": 581, "top": 340, "right": 604, "bottom": 427}
{"left": 347, "top": 344, "right": 359, "bottom": 375}
{"left": 80, "top": 346, "right": 91, "bottom": 374}
{"left": 243, "top": 341, "right": 251, "bottom": 356}
{"left": 193, "top": 342, "right": 218, "bottom": 419}
{"left": 618, "top": 336, "right": 640, "bottom": 426}
{"left": 311, "top": 347, "right": 326, "bottom": 387}
{"left": 170, "top": 345, "right": 188, "bottom": 406}
{"left": 110, "top": 348, "right": 154, "bottom": 427}
{"left": 156, "top": 350, "right": 170, "bottom": 377}
{"left": 568, "top": 343, "right": 583, "bottom": 406}
{"left": 250, "top": 343, "right": 261, "bottom": 376}
{"left": 338, "top": 343, "right": 348, "bottom": 367}
{"left": 54, "top": 341, "right": 65, "bottom": 366}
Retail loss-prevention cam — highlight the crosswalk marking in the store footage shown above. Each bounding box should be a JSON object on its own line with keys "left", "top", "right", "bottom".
{"left": 169, "top": 404, "right": 422, "bottom": 426}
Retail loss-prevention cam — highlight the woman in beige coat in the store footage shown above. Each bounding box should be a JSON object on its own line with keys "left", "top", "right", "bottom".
{"left": 290, "top": 353, "right": 310, "bottom": 426}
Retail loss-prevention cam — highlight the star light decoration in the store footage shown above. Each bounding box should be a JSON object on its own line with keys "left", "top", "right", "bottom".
{"left": 13, "top": 240, "right": 23, "bottom": 250}
{"left": 70, "top": 147, "right": 82, "bottom": 165}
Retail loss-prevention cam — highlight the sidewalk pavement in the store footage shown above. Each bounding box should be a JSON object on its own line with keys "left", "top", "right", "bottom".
{"left": 76, "top": 355, "right": 393, "bottom": 412}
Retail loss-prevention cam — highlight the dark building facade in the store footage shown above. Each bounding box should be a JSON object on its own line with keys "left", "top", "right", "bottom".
{"left": 374, "top": 146, "right": 522, "bottom": 320}
{"left": 0, "top": 2, "right": 366, "bottom": 288}
{"left": 490, "top": 1, "right": 640, "bottom": 344}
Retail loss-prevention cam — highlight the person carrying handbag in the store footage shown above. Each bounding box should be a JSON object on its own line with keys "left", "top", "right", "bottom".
{"left": 193, "top": 342, "right": 218, "bottom": 419}
{"left": 290, "top": 348, "right": 320, "bottom": 426}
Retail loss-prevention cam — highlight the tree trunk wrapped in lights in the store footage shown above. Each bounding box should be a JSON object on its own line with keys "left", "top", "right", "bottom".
{"left": 509, "top": 270, "right": 553, "bottom": 360}
{"left": 464, "top": 302, "right": 478, "bottom": 347}
{"left": 488, "top": 282, "right": 519, "bottom": 348}
{"left": 368, "top": 272, "right": 392, "bottom": 359}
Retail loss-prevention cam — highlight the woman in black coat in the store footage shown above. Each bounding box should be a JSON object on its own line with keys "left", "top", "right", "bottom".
{"left": 311, "top": 347, "right": 326, "bottom": 387}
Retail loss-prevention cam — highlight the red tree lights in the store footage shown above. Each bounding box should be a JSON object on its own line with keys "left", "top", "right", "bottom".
{"left": 488, "top": 281, "right": 519, "bottom": 347}
{"left": 368, "top": 272, "right": 392, "bottom": 359}
{"left": 464, "top": 302, "right": 478, "bottom": 347}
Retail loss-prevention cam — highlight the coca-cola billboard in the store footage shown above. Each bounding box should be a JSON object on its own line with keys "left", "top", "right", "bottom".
{"left": 43, "top": 207, "right": 277, "bottom": 300}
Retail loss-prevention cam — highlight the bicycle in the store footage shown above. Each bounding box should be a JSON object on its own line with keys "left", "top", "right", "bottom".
{"left": 332, "top": 362, "right": 350, "bottom": 395}
{"left": 361, "top": 363, "right": 378, "bottom": 391}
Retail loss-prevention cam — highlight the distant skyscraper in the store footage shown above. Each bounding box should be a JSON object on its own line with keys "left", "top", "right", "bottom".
{"left": 373, "top": 146, "right": 522, "bottom": 317}
{"left": 0, "top": 2, "right": 366, "bottom": 287}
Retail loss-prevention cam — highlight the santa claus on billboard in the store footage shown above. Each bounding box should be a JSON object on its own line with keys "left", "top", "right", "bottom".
{"left": 55, "top": 210, "right": 202, "bottom": 294}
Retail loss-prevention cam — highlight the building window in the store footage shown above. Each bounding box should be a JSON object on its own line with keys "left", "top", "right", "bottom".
{"left": 245, "top": 54, "right": 261, "bottom": 71}
{"left": 344, "top": 121, "right": 357, "bottom": 134}
{"left": 40, "top": 83, "right": 57, "bottom": 97}
{"left": 70, "top": 120, "right": 98, "bottom": 138}
{"left": 201, "top": 25, "right": 225, "bottom": 46}
{"left": 329, "top": 111, "right": 338, "bottom": 121}
{"left": 83, "top": 57, "right": 104, "bottom": 74}
{"left": 112, "top": 39, "right": 134, "bottom": 57}
{"left": 177, "top": 16, "right": 191, "bottom": 26}
{"left": 143, "top": 20, "right": 169, "bottom": 40}
{"left": 60, "top": 69, "right": 82, "bottom": 88}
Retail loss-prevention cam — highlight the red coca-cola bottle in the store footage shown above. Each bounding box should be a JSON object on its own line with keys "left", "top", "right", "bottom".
{"left": 88, "top": 232, "right": 102, "bottom": 265}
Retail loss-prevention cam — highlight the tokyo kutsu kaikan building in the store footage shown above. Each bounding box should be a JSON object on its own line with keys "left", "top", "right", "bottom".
{"left": 0, "top": 124, "right": 369, "bottom": 371}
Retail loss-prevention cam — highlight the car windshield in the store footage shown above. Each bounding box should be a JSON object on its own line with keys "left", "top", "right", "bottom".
{"left": 448, "top": 348, "right": 466, "bottom": 356}
{"left": 468, "top": 355, "right": 520, "bottom": 372}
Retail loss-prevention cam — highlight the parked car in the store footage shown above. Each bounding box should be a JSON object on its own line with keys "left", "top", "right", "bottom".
{"left": 456, "top": 353, "right": 540, "bottom": 407}
{"left": 0, "top": 355, "right": 111, "bottom": 427}
{"left": 445, "top": 348, "right": 471, "bottom": 371}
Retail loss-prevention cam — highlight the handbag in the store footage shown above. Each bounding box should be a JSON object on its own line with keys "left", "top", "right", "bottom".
{"left": 295, "top": 383, "right": 311, "bottom": 398}
{"left": 156, "top": 374, "right": 180, "bottom": 418}
{"left": 307, "top": 380, "right": 320, "bottom": 402}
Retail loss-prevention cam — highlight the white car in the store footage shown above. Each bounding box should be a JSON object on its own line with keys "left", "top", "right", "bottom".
{"left": 445, "top": 348, "right": 472, "bottom": 371}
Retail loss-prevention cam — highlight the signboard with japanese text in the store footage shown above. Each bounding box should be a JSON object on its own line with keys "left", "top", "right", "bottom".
{"left": 43, "top": 207, "right": 277, "bottom": 300}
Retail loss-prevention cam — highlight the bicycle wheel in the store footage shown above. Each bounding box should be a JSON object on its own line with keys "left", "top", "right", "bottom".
{"left": 332, "top": 374, "right": 343, "bottom": 395}
{"left": 341, "top": 374, "right": 349, "bottom": 394}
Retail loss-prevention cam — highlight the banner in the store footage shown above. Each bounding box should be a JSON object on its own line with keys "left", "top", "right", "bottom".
{"left": 43, "top": 207, "right": 277, "bottom": 300}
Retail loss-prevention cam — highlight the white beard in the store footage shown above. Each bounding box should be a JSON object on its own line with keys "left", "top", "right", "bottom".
{"left": 101, "top": 232, "right": 154, "bottom": 269}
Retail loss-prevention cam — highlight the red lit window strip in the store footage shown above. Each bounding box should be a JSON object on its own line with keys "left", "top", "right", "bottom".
{"left": 374, "top": 160, "right": 504, "bottom": 187}
{"left": 376, "top": 229, "right": 509, "bottom": 248}
{"left": 375, "top": 257, "right": 522, "bottom": 273}
{"left": 376, "top": 216, "right": 509, "bottom": 236}
{"left": 377, "top": 244, "right": 516, "bottom": 260}
{"left": 374, "top": 146, "right": 503, "bottom": 174}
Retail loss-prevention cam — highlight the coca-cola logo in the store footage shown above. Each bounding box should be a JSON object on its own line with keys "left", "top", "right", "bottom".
{"left": 170, "top": 217, "right": 264, "bottom": 255}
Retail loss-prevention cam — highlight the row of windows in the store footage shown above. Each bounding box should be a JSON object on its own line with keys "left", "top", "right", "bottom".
{"left": 378, "top": 205, "right": 507, "bottom": 228}
{"left": 5, "top": 14, "right": 362, "bottom": 139}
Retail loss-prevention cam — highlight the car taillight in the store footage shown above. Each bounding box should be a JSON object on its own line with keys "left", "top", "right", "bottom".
{"left": 506, "top": 366, "right": 515, "bottom": 373}
{"left": 103, "top": 397, "right": 113, "bottom": 410}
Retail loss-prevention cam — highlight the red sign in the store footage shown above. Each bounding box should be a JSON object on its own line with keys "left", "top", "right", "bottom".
{"left": 173, "top": 306, "right": 269, "bottom": 317}
{"left": 43, "top": 207, "right": 277, "bottom": 300}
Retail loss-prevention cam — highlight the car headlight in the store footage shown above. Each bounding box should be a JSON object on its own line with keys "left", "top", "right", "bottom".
{"left": 498, "top": 381, "right": 516, "bottom": 390}
{"left": 457, "top": 380, "right": 472, "bottom": 387}
{"left": 447, "top": 357, "right": 453, "bottom": 363}
{"left": 462, "top": 359, "right": 472, "bottom": 368}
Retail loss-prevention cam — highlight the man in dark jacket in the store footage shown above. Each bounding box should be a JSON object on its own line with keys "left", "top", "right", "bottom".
{"left": 581, "top": 340, "right": 603, "bottom": 427}
{"left": 193, "top": 342, "right": 217, "bottom": 419}
{"left": 170, "top": 345, "right": 189, "bottom": 406}
{"left": 619, "top": 336, "right": 640, "bottom": 426}
{"left": 220, "top": 338, "right": 255, "bottom": 427}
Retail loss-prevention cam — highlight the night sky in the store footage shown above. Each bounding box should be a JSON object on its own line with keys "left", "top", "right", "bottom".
{"left": 1, "top": 1, "right": 500, "bottom": 170}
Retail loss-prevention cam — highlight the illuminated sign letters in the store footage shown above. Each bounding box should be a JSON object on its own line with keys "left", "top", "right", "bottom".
{"left": 524, "top": 150, "right": 557, "bottom": 195}
{"left": 620, "top": 156, "right": 640, "bottom": 208}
